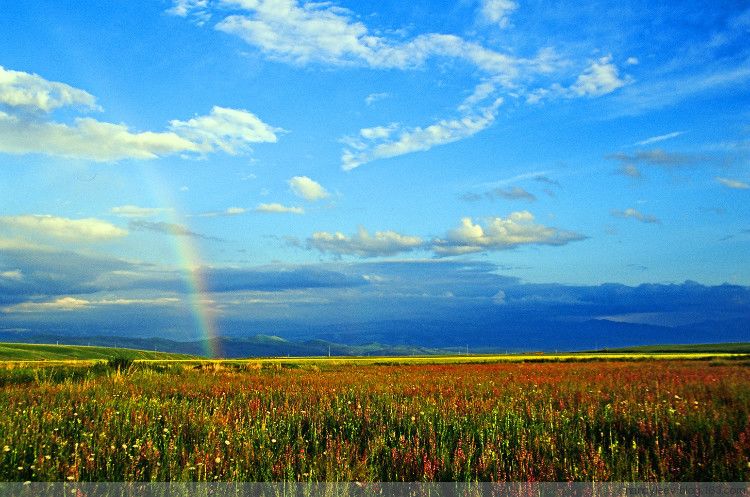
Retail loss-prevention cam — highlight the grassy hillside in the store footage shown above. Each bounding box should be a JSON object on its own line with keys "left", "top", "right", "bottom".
{"left": 599, "top": 342, "right": 750, "bottom": 354}
{"left": 0, "top": 343, "right": 196, "bottom": 361}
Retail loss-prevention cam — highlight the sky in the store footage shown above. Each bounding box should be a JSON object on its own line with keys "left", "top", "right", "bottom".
{"left": 0, "top": 0, "right": 749, "bottom": 350}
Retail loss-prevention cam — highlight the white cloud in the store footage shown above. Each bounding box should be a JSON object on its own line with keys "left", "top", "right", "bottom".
{"left": 110, "top": 205, "right": 174, "bottom": 218}
{"left": 611, "top": 208, "right": 661, "bottom": 224}
{"left": 716, "top": 177, "right": 749, "bottom": 190}
{"left": 0, "top": 65, "right": 99, "bottom": 112}
{"left": 190, "top": 206, "right": 250, "bottom": 217}
{"left": 3, "top": 296, "right": 90, "bottom": 313}
{"left": 288, "top": 176, "right": 330, "bottom": 201}
{"left": 570, "top": 56, "right": 631, "bottom": 97}
{"left": 342, "top": 99, "right": 502, "bottom": 170}
{"left": 626, "top": 57, "right": 639, "bottom": 65}
{"left": 2, "top": 296, "right": 181, "bottom": 314}
{"left": 364, "top": 92, "right": 389, "bottom": 106}
{"left": 0, "top": 113, "right": 199, "bottom": 161}
{"left": 0, "top": 215, "right": 128, "bottom": 241}
{"left": 432, "top": 211, "right": 586, "bottom": 256}
{"left": 0, "top": 270, "right": 22, "bottom": 281}
{"left": 308, "top": 226, "right": 424, "bottom": 257}
{"left": 612, "top": 61, "right": 750, "bottom": 115}
{"left": 478, "top": 0, "right": 518, "bottom": 28}
{"left": 169, "top": 106, "right": 281, "bottom": 155}
{"left": 170, "top": 1, "right": 619, "bottom": 168}
{"left": 213, "top": 1, "right": 521, "bottom": 74}
{"left": 634, "top": 131, "right": 684, "bottom": 146}
{"left": 492, "top": 289, "right": 506, "bottom": 305}
{"left": 255, "top": 203, "right": 304, "bottom": 214}
{"left": 0, "top": 66, "right": 279, "bottom": 162}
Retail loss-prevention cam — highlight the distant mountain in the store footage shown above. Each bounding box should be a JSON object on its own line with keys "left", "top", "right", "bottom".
{"left": 1, "top": 315, "right": 747, "bottom": 358}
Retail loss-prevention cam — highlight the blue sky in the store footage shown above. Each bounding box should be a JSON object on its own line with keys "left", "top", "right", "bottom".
{"left": 0, "top": 0, "right": 748, "bottom": 347}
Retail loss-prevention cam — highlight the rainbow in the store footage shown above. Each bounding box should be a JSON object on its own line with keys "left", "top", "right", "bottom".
{"left": 139, "top": 165, "right": 221, "bottom": 358}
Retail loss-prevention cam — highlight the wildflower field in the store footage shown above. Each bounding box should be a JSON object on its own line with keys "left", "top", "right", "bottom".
{"left": 0, "top": 358, "right": 748, "bottom": 482}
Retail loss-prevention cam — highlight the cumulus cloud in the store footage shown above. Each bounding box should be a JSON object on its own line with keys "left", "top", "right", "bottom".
{"left": 526, "top": 55, "right": 631, "bottom": 103}
{"left": 716, "top": 177, "right": 749, "bottom": 190}
{"left": 569, "top": 56, "right": 632, "bottom": 97}
{"left": 342, "top": 99, "right": 502, "bottom": 170}
{"left": 110, "top": 205, "right": 174, "bottom": 218}
{"left": 611, "top": 208, "right": 661, "bottom": 224}
{"left": 288, "top": 176, "right": 329, "bottom": 201}
{"left": 0, "top": 66, "right": 279, "bottom": 162}
{"left": 255, "top": 203, "right": 304, "bottom": 214}
{"left": 169, "top": 106, "right": 281, "bottom": 154}
{"left": 0, "top": 113, "right": 199, "bottom": 161}
{"left": 432, "top": 211, "right": 586, "bottom": 256}
{"left": 478, "top": 0, "right": 518, "bottom": 28}
{"left": 308, "top": 226, "right": 424, "bottom": 257}
{"left": 634, "top": 131, "right": 685, "bottom": 146}
{"left": 0, "top": 215, "right": 127, "bottom": 241}
{"left": 0, "top": 65, "right": 99, "bottom": 113}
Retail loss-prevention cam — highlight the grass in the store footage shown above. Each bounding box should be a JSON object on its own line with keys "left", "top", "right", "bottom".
{"left": 598, "top": 343, "right": 750, "bottom": 354}
{"left": 0, "top": 359, "right": 748, "bottom": 481}
{"left": 0, "top": 343, "right": 196, "bottom": 362}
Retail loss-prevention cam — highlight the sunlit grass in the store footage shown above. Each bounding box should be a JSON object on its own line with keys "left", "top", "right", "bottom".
{"left": 0, "top": 358, "right": 748, "bottom": 481}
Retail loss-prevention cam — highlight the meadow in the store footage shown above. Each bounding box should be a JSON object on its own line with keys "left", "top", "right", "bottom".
{"left": 0, "top": 353, "right": 749, "bottom": 482}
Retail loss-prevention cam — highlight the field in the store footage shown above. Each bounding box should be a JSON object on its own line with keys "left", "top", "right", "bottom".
{"left": 0, "top": 343, "right": 196, "bottom": 362}
{"left": 0, "top": 351, "right": 749, "bottom": 482}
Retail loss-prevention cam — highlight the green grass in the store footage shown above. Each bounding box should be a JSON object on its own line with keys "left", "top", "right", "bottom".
{"left": 0, "top": 343, "right": 196, "bottom": 362}
{"left": 598, "top": 342, "right": 750, "bottom": 354}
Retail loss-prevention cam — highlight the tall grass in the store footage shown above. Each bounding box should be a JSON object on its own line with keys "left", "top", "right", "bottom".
{"left": 0, "top": 361, "right": 747, "bottom": 481}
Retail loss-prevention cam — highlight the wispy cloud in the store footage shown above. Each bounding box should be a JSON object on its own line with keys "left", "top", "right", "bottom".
{"left": 634, "top": 131, "right": 685, "bottom": 146}
{"left": 526, "top": 56, "right": 632, "bottom": 103}
{"left": 0, "top": 66, "right": 280, "bottom": 162}
{"left": 611, "top": 208, "right": 661, "bottom": 224}
{"left": 0, "top": 270, "right": 23, "bottom": 281}
{"left": 255, "top": 203, "right": 304, "bottom": 214}
{"left": 189, "top": 207, "right": 249, "bottom": 218}
{"left": 0, "top": 215, "right": 127, "bottom": 241}
{"left": 129, "top": 220, "right": 220, "bottom": 240}
{"left": 487, "top": 186, "right": 537, "bottom": 202}
{"left": 534, "top": 176, "right": 561, "bottom": 187}
{"left": 607, "top": 149, "right": 704, "bottom": 169}
{"left": 2, "top": 296, "right": 90, "bottom": 313}
{"left": 364, "top": 92, "right": 389, "bottom": 106}
{"left": 2, "top": 296, "right": 181, "bottom": 314}
{"left": 308, "top": 226, "right": 424, "bottom": 257}
{"left": 715, "top": 176, "right": 749, "bottom": 190}
{"left": 288, "top": 176, "right": 329, "bottom": 201}
{"left": 613, "top": 60, "right": 750, "bottom": 115}
{"left": 172, "top": 1, "right": 631, "bottom": 170}
{"left": 342, "top": 98, "right": 502, "bottom": 170}
{"left": 110, "top": 205, "right": 174, "bottom": 218}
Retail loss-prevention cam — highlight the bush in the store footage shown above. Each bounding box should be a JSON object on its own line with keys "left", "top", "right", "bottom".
{"left": 107, "top": 355, "right": 133, "bottom": 372}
